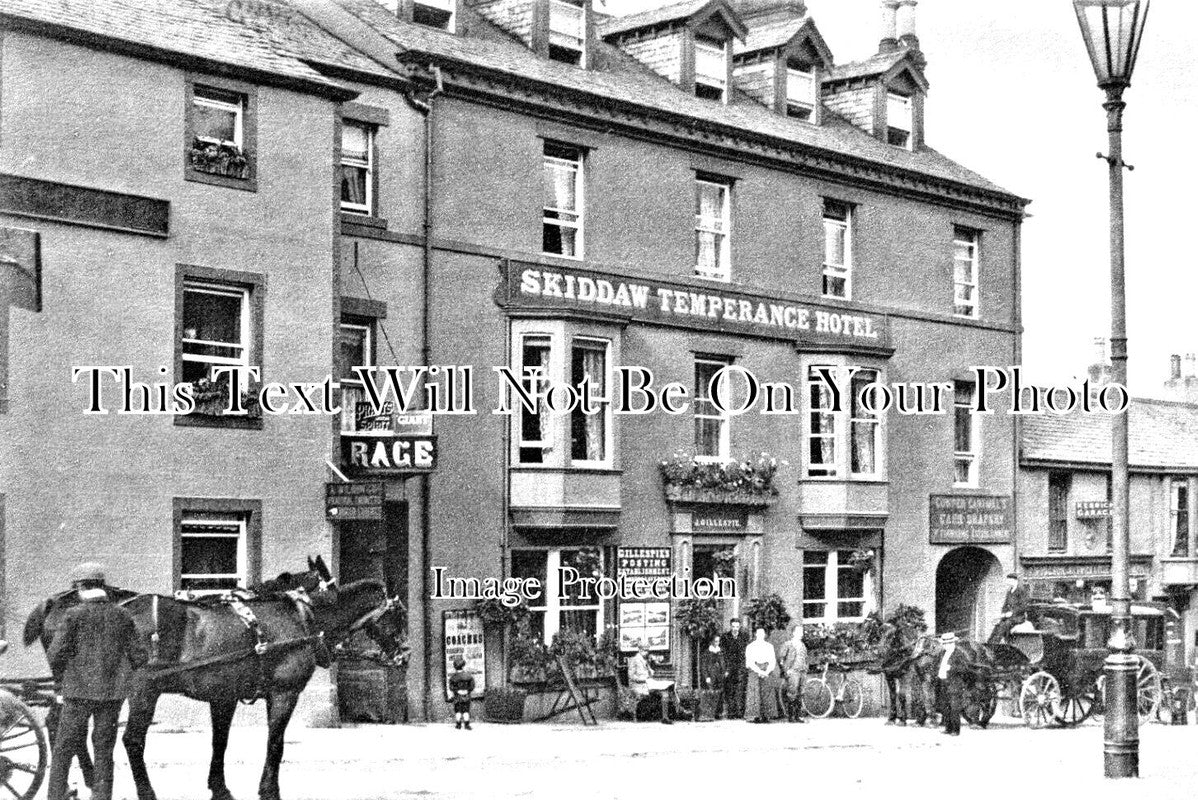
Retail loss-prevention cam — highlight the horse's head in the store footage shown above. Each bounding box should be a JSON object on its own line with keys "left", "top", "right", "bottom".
{"left": 257, "top": 556, "right": 337, "bottom": 597}
{"left": 361, "top": 597, "right": 411, "bottom": 666}
{"left": 328, "top": 580, "right": 410, "bottom": 666}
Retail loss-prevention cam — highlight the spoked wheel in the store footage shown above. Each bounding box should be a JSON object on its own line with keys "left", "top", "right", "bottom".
{"left": 802, "top": 679, "right": 834, "bottom": 719}
{"left": 1136, "top": 657, "right": 1162, "bottom": 725}
{"left": 0, "top": 693, "right": 48, "bottom": 800}
{"left": 839, "top": 679, "right": 864, "bottom": 719}
{"left": 1052, "top": 684, "right": 1097, "bottom": 727}
{"left": 1019, "top": 671, "right": 1060, "bottom": 729}
{"left": 963, "top": 681, "right": 998, "bottom": 727}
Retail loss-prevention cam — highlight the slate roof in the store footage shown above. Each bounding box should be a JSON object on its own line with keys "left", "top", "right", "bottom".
{"left": 733, "top": 15, "right": 806, "bottom": 56}
{"left": 825, "top": 50, "right": 910, "bottom": 83}
{"left": 337, "top": 0, "right": 1022, "bottom": 202}
{"left": 1021, "top": 400, "right": 1198, "bottom": 470}
{"left": 0, "top": 0, "right": 395, "bottom": 91}
{"left": 598, "top": 0, "right": 721, "bottom": 38}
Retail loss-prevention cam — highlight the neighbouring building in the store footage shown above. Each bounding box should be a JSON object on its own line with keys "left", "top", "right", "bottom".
{"left": 1, "top": 0, "right": 1029, "bottom": 723}
{"left": 1019, "top": 400, "right": 1198, "bottom": 663}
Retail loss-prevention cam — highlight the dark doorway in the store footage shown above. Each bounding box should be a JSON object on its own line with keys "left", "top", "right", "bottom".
{"left": 337, "top": 500, "right": 409, "bottom": 723}
{"left": 935, "top": 546, "right": 1002, "bottom": 639}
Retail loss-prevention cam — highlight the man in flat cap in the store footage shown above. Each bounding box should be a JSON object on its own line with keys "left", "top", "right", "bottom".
{"left": 988, "top": 572, "right": 1030, "bottom": 645}
{"left": 47, "top": 563, "right": 147, "bottom": 800}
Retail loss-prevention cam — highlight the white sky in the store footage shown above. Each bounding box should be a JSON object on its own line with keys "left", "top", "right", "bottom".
{"left": 605, "top": 0, "right": 1198, "bottom": 396}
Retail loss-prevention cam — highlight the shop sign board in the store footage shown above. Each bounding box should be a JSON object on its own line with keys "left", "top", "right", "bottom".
{"left": 617, "top": 547, "right": 672, "bottom": 652}
{"left": 325, "top": 481, "right": 384, "bottom": 521}
{"left": 928, "top": 494, "right": 1013, "bottom": 544}
{"left": 1076, "top": 501, "right": 1112, "bottom": 519}
{"left": 443, "top": 610, "right": 485, "bottom": 700}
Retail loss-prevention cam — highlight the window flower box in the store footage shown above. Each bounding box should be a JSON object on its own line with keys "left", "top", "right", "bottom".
{"left": 659, "top": 451, "right": 783, "bottom": 506}
{"left": 188, "top": 375, "right": 261, "bottom": 419}
{"left": 187, "top": 138, "right": 249, "bottom": 180}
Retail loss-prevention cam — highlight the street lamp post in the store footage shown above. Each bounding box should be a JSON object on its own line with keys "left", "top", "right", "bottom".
{"left": 1072, "top": 0, "right": 1150, "bottom": 780}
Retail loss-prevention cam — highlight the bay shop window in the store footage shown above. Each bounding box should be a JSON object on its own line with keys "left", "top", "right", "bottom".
{"left": 511, "top": 547, "right": 604, "bottom": 643}
{"left": 804, "top": 364, "right": 885, "bottom": 480}
{"left": 510, "top": 320, "right": 616, "bottom": 468}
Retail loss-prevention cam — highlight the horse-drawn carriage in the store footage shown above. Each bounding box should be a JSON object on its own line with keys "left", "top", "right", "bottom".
{"left": 963, "top": 601, "right": 1167, "bottom": 728}
{"left": 0, "top": 642, "right": 52, "bottom": 800}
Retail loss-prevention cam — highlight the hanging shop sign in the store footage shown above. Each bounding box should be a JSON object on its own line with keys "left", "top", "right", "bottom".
{"left": 1075, "top": 500, "right": 1112, "bottom": 519}
{"left": 443, "top": 610, "right": 485, "bottom": 700}
{"left": 325, "top": 481, "right": 385, "bottom": 521}
{"left": 340, "top": 434, "right": 437, "bottom": 475}
{"left": 928, "top": 494, "right": 1013, "bottom": 544}
{"left": 497, "top": 260, "right": 890, "bottom": 348}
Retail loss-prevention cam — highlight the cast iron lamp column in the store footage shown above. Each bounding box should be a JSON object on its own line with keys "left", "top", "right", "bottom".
{"left": 1073, "top": 0, "right": 1150, "bottom": 779}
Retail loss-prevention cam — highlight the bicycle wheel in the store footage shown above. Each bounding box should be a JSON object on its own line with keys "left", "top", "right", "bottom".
{"left": 839, "top": 679, "right": 864, "bottom": 719}
{"left": 802, "top": 679, "right": 834, "bottom": 718}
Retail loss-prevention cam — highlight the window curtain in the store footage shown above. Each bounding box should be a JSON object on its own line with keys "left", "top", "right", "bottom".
{"left": 581, "top": 347, "right": 604, "bottom": 460}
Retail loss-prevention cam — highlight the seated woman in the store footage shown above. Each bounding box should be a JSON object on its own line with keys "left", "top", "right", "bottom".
{"left": 628, "top": 643, "right": 680, "bottom": 724}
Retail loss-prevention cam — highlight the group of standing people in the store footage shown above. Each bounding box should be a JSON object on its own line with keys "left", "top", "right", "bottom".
{"left": 697, "top": 618, "right": 807, "bottom": 723}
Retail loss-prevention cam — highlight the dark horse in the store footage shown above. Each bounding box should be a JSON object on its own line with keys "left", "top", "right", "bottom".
{"left": 904, "top": 634, "right": 1002, "bottom": 727}
{"left": 25, "top": 568, "right": 405, "bottom": 800}
{"left": 23, "top": 560, "right": 336, "bottom": 793}
{"left": 876, "top": 622, "right": 918, "bottom": 724}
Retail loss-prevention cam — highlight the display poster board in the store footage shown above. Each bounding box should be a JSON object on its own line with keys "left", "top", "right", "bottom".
{"left": 443, "top": 609, "right": 485, "bottom": 700}
{"left": 616, "top": 546, "right": 672, "bottom": 652}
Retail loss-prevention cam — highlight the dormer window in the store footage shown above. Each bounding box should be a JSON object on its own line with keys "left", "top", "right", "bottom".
{"left": 413, "top": 0, "right": 454, "bottom": 31}
{"left": 694, "top": 38, "right": 728, "bottom": 101}
{"left": 549, "top": 0, "right": 586, "bottom": 65}
{"left": 786, "top": 67, "right": 816, "bottom": 121}
{"left": 886, "top": 92, "right": 912, "bottom": 149}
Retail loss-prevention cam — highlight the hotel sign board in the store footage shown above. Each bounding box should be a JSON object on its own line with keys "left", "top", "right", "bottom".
{"left": 929, "top": 494, "right": 1013, "bottom": 544}
{"left": 498, "top": 260, "right": 890, "bottom": 348}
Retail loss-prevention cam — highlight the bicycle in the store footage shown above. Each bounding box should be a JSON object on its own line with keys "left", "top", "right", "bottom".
{"left": 801, "top": 660, "right": 864, "bottom": 719}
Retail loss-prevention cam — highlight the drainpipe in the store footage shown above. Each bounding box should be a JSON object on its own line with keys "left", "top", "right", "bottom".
{"left": 403, "top": 63, "right": 443, "bottom": 722}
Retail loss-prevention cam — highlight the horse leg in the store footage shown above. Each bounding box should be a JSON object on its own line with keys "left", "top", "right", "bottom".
{"left": 122, "top": 686, "right": 160, "bottom": 800}
{"left": 208, "top": 700, "right": 239, "bottom": 800}
{"left": 258, "top": 691, "right": 299, "bottom": 800}
{"left": 895, "top": 673, "right": 908, "bottom": 725}
{"left": 884, "top": 675, "right": 897, "bottom": 723}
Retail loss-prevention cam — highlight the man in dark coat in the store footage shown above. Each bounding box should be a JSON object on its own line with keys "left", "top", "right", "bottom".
{"left": 719, "top": 618, "right": 749, "bottom": 718}
{"left": 46, "top": 563, "right": 148, "bottom": 800}
{"left": 988, "top": 572, "right": 1030, "bottom": 644}
{"left": 936, "top": 632, "right": 969, "bottom": 736}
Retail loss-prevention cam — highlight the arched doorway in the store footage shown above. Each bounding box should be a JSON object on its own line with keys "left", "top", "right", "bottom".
{"left": 935, "top": 547, "right": 1003, "bottom": 639}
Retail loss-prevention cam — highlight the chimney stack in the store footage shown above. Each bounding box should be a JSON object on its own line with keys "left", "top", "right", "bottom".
{"left": 1186, "top": 353, "right": 1197, "bottom": 379}
{"left": 896, "top": 0, "right": 919, "bottom": 52}
{"left": 1170, "top": 354, "right": 1182, "bottom": 380}
{"left": 878, "top": 0, "right": 900, "bottom": 53}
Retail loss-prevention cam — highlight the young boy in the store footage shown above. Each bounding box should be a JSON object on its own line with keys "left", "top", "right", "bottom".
{"left": 447, "top": 656, "right": 475, "bottom": 730}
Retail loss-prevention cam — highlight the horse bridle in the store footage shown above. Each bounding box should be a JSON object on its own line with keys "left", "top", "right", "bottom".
{"left": 338, "top": 596, "right": 409, "bottom": 666}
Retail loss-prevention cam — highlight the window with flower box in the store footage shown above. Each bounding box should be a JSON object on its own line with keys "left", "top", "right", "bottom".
{"left": 185, "top": 77, "right": 257, "bottom": 191}
{"left": 511, "top": 547, "right": 604, "bottom": 644}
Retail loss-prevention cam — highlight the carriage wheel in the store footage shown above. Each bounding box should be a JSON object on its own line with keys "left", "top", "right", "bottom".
{"left": 0, "top": 694, "right": 48, "bottom": 800}
{"left": 1019, "top": 671, "right": 1060, "bottom": 729}
{"left": 1136, "top": 657, "right": 1162, "bottom": 725}
{"left": 1052, "top": 685, "right": 1097, "bottom": 727}
{"left": 801, "top": 679, "right": 834, "bottom": 719}
{"left": 839, "top": 679, "right": 864, "bottom": 719}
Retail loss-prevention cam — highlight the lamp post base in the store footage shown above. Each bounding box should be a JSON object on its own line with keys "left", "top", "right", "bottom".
{"left": 1103, "top": 652, "right": 1140, "bottom": 778}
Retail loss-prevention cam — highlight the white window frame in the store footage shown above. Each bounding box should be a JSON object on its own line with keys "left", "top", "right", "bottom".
{"left": 805, "top": 364, "right": 839, "bottom": 478}
{"left": 192, "top": 87, "right": 244, "bottom": 149}
{"left": 543, "top": 146, "right": 584, "bottom": 259}
{"left": 515, "top": 547, "right": 604, "bottom": 645}
{"left": 548, "top": 0, "right": 586, "bottom": 63}
{"left": 179, "top": 516, "right": 248, "bottom": 596}
{"left": 953, "top": 228, "right": 980, "bottom": 318}
{"left": 694, "top": 39, "right": 728, "bottom": 99}
{"left": 886, "top": 92, "right": 912, "bottom": 150}
{"left": 802, "top": 550, "right": 873, "bottom": 624}
{"left": 694, "top": 357, "right": 731, "bottom": 463}
{"left": 516, "top": 332, "right": 555, "bottom": 464}
{"left": 849, "top": 368, "right": 882, "bottom": 478}
{"left": 569, "top": 337, "right": 612, "bottom": 468}
{"left": 954, "top": 380, "right": 980, "bottom": 488}
{"left": 339, "top": 320, "right": 376, "bottom": 434}
{"left": 822, "top": 200, "right": 852, "bottom": 299}
{"left": 181, "top": 281, "right": 250, "bottom": 385}
{"left": 786, "top": 67, "right": 816, "bottom": 120}
{"left": 340, "top": 121, "right": 374, "bottom": 216}
{"left": 803, "top": 361, "right": 887, "bottom": 480}
{"left": 694, "top": 177, "right": 731, "bottom": 281}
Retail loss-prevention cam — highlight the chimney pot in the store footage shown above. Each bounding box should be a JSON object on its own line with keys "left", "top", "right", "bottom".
{"left": 878, "top": 1, "right": 900, "bottom": 54}
{"left": 1170, "top": 354, "right": 1182, "bottom": 380}
{"left": 896, "top": 0, "right": 919, "bottom": 51}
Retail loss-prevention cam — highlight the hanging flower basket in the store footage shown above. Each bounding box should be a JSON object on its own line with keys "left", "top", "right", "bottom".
{"left": 188, "top": 138, "right": 249, "bottom": 179}
{"left": 187, "top": 375, "right": 261, "bottom": 418}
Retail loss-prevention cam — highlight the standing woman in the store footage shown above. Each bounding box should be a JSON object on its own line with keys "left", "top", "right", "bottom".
{"left": 744, "top": 627, "right": 777, "bottom": 723}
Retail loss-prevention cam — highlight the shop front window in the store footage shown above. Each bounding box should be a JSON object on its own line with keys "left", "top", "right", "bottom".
{"left": 802, "top": 549, "right": 870, "bottom": 623}
{"left": 511, "top": 547, "right": 603, "bottom": 644}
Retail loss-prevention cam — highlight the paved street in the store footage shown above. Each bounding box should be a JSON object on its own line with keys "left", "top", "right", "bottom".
{"left": 63, "top": 711, "right": 1198, "bottom": 800}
